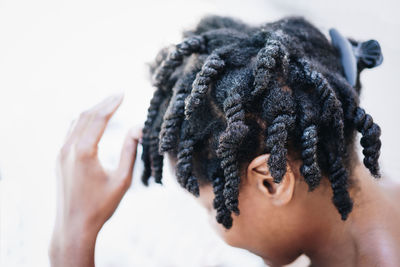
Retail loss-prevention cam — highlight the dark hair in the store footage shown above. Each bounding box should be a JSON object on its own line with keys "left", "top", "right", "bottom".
{"left": 141, "top": 16, "right": 382, "bottom": 229}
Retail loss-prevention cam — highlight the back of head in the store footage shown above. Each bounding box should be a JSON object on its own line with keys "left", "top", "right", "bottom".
{"left": 141, "top": 15, "right": 382, "bottom": 229}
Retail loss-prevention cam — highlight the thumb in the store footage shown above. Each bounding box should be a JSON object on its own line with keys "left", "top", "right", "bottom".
{"left": 114, "top": 128, "right": 142, "bottom": 186}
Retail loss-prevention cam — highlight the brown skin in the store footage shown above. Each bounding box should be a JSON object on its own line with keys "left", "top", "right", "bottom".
{"left": 198, "top": 155, "right": 400, "bottom": 266}
{"left": 49, "top": 95, "right": 400, "bottom": 267}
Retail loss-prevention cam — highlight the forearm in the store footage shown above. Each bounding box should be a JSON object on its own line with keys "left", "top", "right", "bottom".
{"left": 49, "top": 222, "right": 100, "bottom": 267}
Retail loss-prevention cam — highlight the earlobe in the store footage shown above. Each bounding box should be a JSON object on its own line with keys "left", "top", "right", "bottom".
{"left": 247, "top": 153, "right": 296, "bottom": 206}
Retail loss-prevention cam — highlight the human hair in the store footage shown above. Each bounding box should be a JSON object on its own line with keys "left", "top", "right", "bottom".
{"left": 140, "top": 15, "right": 382, "bottom": 229}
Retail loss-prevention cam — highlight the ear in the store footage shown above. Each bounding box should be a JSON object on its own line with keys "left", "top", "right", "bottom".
{"left": 246, "top": 154, "right": 295, "bottom": 206}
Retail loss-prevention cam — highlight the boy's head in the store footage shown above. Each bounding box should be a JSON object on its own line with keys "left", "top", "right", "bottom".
{"left": 140, "top": 15, "right": 382, "bottom": 263}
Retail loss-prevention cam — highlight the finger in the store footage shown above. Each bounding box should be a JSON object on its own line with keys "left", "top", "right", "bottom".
{"left": 89, "top": 92, "right": 124, "bottom": 114}
{"left": 62, "top": 115, "right": 90, "bottom": 154}
{"left": 65, "top": 96, "right": 120, "bottom": 149}
{"left": 63, "top": 119, "right": 76, "bottom": 143}
{"left": 114, "top": 128, "right": 140, "bottom": 187}
{"left": 130, "top": 126, "right": 143, "bottom": 140}
{"left": 75, "top": 94, "right": 124, "bottom": 154}
{"left": 59, "top": 120, "right": 77, "bottom": 160}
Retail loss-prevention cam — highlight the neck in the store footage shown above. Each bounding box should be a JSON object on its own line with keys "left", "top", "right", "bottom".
{"left": 300, "top": 162, "right": 388, "bottom": 267}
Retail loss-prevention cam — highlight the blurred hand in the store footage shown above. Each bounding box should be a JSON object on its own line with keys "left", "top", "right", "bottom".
{"left": 50, "top": 94, "right": 141, "bottom": 267}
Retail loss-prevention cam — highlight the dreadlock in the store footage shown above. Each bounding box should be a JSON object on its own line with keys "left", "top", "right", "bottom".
{"left": 141, "top": 15, "right": 382, "bottom": 228}
{"left": 141, "top": 36, "right": 206, "bottom": 185}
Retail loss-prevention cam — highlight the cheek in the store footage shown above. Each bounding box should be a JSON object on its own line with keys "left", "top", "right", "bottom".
{"left": 197, "top": 185, "right": 263, "bottom": 250}
{"left": 207, "top": 202, "right": 254, "bottom": 249}
{"left": 197, "top": 185, "right": 244, "bottom": 247}
{"left": 214, "top": 214, "right": 245, "bottom": 248}
{"left": 221, "top": 191, "right": 270, "bottom": 250}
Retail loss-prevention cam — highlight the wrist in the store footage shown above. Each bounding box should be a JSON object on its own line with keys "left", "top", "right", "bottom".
{"left": 50, "top": 220, "right": 100, "bottom": 267}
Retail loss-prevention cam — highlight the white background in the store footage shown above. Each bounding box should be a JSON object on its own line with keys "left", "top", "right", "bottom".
{"left": 1, "top": 0, "right": 399, "bottom": 266}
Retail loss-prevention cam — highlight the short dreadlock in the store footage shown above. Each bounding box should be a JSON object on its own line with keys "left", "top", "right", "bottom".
{"left": 140, "top": 16, "right": 382, "bottom": 229}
